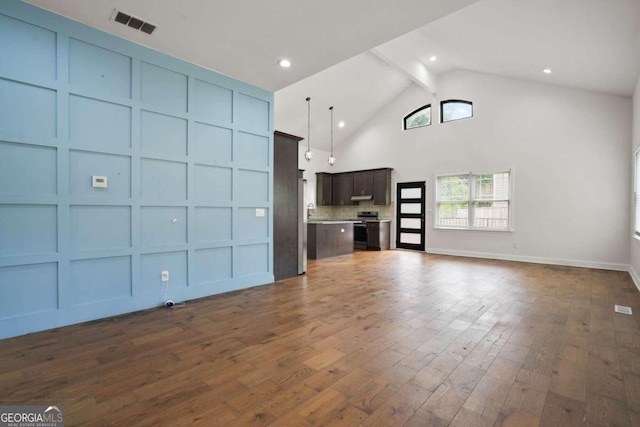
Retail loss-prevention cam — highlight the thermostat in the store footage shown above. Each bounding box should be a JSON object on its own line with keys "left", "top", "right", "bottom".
{"left": 92, "top": 176, "right": 108, "bottom": 188}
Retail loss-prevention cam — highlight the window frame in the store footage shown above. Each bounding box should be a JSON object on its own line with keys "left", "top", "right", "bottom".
{"left": 435, "top": 170, "right": 513, "bottom": 232}
{"left": 634, "top": 148, "right": 640, "bottom": 237}
{"left": 403, "top": 104, "right": 432, "bottom": 130}
{"left": 440, "top": 99, "right": 473, "bottom": 123}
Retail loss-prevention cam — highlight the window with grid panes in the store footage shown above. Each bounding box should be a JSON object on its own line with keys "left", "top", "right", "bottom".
{"left": 436, "top": 171, "right": 511, "bottom": 231}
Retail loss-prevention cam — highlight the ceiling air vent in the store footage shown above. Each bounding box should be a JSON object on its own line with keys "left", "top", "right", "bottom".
{"left": 111, "top": 10, "right": 157, "bottom": 35}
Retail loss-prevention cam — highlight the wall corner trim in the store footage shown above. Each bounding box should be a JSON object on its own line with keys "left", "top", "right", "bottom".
{"left": 628, "top": 266, "right": 640, "bottom": 292}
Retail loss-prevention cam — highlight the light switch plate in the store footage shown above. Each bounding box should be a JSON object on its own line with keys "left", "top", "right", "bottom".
{"left": 255, "top": 208, "right": 265, "bottom": 217}
{"left": 92, "top": 176, "right": 108, "bottom": 188}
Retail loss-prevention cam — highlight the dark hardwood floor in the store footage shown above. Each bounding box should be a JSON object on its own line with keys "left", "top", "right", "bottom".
{"left": 1, "top": 250, "right": 639, "bottom": 426}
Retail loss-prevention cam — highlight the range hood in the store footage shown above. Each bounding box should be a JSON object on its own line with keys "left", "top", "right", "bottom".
{"left": 351, "top": 195, "right": 373, "bottom": 201}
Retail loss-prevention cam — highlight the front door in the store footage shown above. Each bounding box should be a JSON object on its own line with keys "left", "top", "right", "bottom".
{"left": 396, "top": 181, "right": 426, "bottom": 251}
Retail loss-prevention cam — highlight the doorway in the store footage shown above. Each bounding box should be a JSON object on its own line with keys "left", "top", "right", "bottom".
{"left": 396, "top": 181, "right": 426, "bottom": 251}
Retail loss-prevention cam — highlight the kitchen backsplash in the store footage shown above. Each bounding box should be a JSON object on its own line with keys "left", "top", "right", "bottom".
{"left": 309, "top": 201, "right": 394, "bottom": 221}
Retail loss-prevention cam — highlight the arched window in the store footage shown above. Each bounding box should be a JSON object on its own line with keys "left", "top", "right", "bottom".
{"left": 440, "top": 100, "right": 473, "bottom": 123}
{"left": 403, "top": 105, "right": 431, "bottom": 130}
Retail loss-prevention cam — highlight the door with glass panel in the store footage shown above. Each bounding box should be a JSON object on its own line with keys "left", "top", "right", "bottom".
{"left": 396, "top": 182, "right": 426, "bottom": 251}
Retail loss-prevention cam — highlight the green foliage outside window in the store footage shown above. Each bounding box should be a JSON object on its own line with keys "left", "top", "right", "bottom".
{"left": 404, "top": 105, "right": 431, "bottom": 130}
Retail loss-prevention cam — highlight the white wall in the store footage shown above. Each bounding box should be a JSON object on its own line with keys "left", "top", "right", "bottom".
{"left": 630, "top": 76, "right": 640, "bottom": 286}
{"left": 297, "top": 143, "right": 333, "bottom": 211}
{"left": 336, "top": 70, "right": 632, "bottom": 269}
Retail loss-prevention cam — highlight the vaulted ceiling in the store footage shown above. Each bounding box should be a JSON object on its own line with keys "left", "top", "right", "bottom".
{"left": 24, "top": 0, "right": 478, "bottom": 91}
{"left": 276, "top": 0, "right": 640, "bottom": 151}
{"left": 25, "top": 0, "right": 640, "bottom": 152}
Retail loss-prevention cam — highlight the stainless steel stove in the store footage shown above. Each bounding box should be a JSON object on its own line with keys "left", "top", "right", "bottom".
{"left": 354, "top": 211, "right": 378, "bottom": 249}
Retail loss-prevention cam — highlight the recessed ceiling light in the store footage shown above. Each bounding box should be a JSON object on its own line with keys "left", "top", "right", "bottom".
{"left": 279, "top": 59, "right": 291, "bottom": 68}
{"left": 429, "top": 56, "right": 437, "bottom": 62}
{"left": 338, "top": 121, "right": 345, "bottom": 128}
{"left": 543, "top": 68, "right": 552, "bottom": 74}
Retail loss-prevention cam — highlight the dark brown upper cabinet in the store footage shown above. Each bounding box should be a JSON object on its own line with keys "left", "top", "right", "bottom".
{"left": 353, "top": 171, "right": 374, "bottom": 197}
{"left": 373, "top": 168, "right": 392, "bottom": 205}
{"left": 317, "top": 168, "right": 392, "bottom": 206}
{"left": 316, "top": 173, "right": 333, "bottom": 206}
{"left": 333, "top": 173, "right": 355, "bottom": 206}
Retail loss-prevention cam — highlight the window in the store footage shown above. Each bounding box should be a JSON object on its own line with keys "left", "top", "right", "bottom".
{"left": 403, "top": 105, "right": 431, "bottom": 130}
{"left": 436, "top": 171, "right": 511, "bottom": 231}
{"left": 441, "top": 100, "right": 473, "bottom": 123}
{"left": 635, "top": 149, "right": 640, "bottom": 236}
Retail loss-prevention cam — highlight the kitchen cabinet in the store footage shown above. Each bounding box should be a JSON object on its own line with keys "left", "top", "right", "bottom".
{"left": 353, "top": 171, "right": 374, "bottom": 197}
{"left": 333, "top": 173, "right": 355, "bottom": 206}
{"left": 366, "top": 221, "right": 390, "bottom": 251}
{"left": 373, "top": 168, "right": 392, "bottom": 205}
{"left": 317, "top": 168, "right": 393, "bottom": 206}
{"left": 274, "top": 131, "right": 304, "bottom": 280}
{"left": 316, "top": 173, "right": 333, "bottom": 206}
{"left": 332, "top": 174, "right": 341, "bottom": 206}
{"left": 307, "top": 222, "right": 354, "bottom": 259}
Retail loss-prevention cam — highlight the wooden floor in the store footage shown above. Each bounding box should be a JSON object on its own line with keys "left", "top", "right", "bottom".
{"left": 1, "top": 251, "right": 640, "bottom": 426}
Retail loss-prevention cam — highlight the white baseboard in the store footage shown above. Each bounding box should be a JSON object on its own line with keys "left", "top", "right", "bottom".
{"left": 425, "top": 247, "right": 629, "bottom": 272}
{"left": 628, "top": 266, "right": 640, "bottom": 291}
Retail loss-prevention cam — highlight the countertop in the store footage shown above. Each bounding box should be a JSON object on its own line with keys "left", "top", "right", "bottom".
{"left": 307, "top": 220, "right": 359, "bottom": 225}
{"left": 307, "top": 219, "right": 391, "bottom": 224}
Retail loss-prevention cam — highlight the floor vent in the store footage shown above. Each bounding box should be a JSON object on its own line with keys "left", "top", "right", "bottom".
{"left": 111, "top": 10, "right": 157, "bottom": 35}
{"left": 614, "top": 305, "right": 633, "bottom": 315}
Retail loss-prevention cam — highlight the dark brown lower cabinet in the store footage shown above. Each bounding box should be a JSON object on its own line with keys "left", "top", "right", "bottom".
{"left": 308, "top": 223, "right": 354, "bottom": 259}
{"left": 366, "top": 221, "right": 390, "bottom": 250}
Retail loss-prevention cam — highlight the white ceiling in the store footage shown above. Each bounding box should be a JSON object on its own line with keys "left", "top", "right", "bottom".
{"left": 274, "top": 53, "right": 412, "bottom": 154}
{"left": 418, "top": 0, "right": 640, "bottom": 97}
{"left": 24, "top": 0, "right": 478, "bottom": 92}
{"left": 23, "top": 0, "right": 640, "bottom": 153}
{"left": 277, "top": 0, "right": 640, "bottom": 151}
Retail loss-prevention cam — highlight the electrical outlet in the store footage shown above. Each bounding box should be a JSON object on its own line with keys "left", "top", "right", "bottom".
{"left": 513, "top": 243, "right": 518, "bottom": 249}
{"left": 161, "top": 270, "right": 169, "bottom": 282}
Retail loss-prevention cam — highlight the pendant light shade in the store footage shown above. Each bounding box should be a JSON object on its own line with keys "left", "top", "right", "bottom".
{"left": 327, "top": 106, "right": 335, "bottom": 166}
{"left": 304, "top": 97, "right": 313, "bottom": 162}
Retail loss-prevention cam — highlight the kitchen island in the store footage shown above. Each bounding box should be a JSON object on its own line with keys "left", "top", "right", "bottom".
{"left": 307, "top": 221, "right": 356, "bottom": 259}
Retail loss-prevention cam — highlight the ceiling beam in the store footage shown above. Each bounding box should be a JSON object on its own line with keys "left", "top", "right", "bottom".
{"left": 370, "top": 30, "right": 437, "bottom": 95}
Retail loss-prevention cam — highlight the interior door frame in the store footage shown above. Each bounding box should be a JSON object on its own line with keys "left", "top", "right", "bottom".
{"left": 396, "top": 181, "right": 426, "bottom": 251}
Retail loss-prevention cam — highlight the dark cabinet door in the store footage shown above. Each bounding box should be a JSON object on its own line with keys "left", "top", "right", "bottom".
{"left": 373, "top": 169, "right": 391, "bottom": 205}
{"left": 332, "top": 173, "right": 342, "bottom": 206}
{"left": 316, "top": 173, "right": 333, "bottom": 206}
{"left": 331, "top": 173, "right": 355, "bottom": 206}
{"left": 366, "top": 222, "right": 380, "bottom": 248}
{"left": 353, "top": 171, "right": 374, "bottom": 196}
{"left": 339, "top": 173, "right": 355, "bottom": 205}
{"left": 366, "top": 221, "right": 390, "bottom": 250}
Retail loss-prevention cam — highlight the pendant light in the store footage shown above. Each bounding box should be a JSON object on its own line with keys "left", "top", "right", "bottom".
{"left": 327, "top": 106, "right": 336, "bottom": 166}
{"left": 304, "top": 97, "right": 313, "bottom": 161}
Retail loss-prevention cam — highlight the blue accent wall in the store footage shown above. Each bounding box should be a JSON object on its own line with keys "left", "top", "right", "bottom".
{"left": 0, "top": 1, "right": 274, "bottom": 339}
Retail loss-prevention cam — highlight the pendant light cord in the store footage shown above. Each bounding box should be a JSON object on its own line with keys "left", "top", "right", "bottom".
{"left": 306, "top": 97, "right": 311, "bottom": 152}
{"left": 329, "top": 106, "right": 334, "bottom": 156}
{"left": 304, "top": 97, "right": 312, "bottom": 161}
